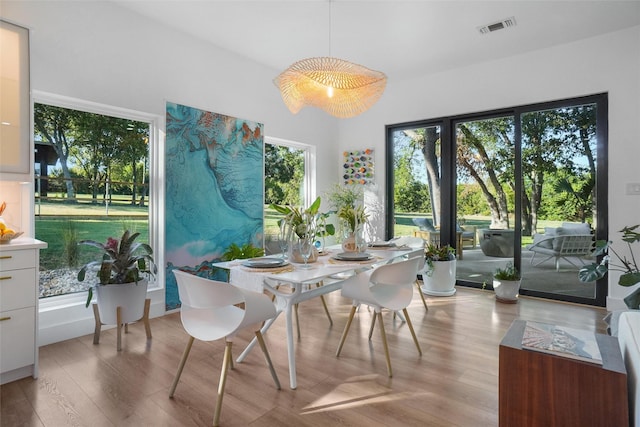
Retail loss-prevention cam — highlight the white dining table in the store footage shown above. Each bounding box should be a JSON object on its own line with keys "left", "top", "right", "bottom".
{"left": 215, "top": 244, "right": 423, "bottom": 389}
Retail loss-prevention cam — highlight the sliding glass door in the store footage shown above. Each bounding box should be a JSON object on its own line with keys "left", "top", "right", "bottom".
{"left": 386, "top": 94, "right": 607, "bottom": 306}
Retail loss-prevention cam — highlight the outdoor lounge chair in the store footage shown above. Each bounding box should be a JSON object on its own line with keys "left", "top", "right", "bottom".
{"left": 526, "top": 223, "right": 594, "bottom": 271}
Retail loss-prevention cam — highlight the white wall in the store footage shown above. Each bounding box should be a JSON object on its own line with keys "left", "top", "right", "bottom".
{"left": 2, "top": 1, "right": 340, "bottom": 194}
{"left": 338, "top": 25, "right": 640, "bottom": 309}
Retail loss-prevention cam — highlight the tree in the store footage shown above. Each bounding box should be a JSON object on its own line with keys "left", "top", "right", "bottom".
{"left": 264, "top": 144, "right": 304, "bottom": 206}
{"left": 393, "top": 142, "right": 430, "bottom": 212}
{"left": 396, "top": 127, "right": 440, "bottom": 221}
{"left": 34, "top": 104, "right": 78, "bottom": 200}
{"left": 456, "top": 118, "right": 513, "bottom": 229}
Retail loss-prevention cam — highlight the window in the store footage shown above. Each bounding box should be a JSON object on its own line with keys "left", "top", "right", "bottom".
{"left": 33, "top": 92, "right": 162, "bottom": 307}
{"left": 263, "top": 136, "right": 315, "bottom": 254}
{"left": 386, "top": 94, "right": 607, "bottom": 306}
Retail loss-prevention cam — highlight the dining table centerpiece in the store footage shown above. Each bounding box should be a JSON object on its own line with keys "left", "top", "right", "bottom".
{"left": 338, "top": 205, "right": 369, "bottom": 253}
{"left": 270, "top": 197, "right": 335, "bottom": 263}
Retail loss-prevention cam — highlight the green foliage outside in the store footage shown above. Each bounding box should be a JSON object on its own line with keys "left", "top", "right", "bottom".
{"left": 36, "top": 216, "right": 149, "bottom": 270}
{"left": 264, "top": 144, "right": 304, "bottom": 206}
{"left": 392, "top": 104, "right": 599, "bottom": 233}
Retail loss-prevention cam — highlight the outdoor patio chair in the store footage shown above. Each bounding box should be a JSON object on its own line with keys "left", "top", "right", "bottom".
{"left": 526, "top": 223, "right": 594, "bottom": 271}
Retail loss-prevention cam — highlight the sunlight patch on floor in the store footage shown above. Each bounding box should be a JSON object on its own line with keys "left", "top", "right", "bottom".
{"left": 300, "top": 374, "right": 431, "bottom": 414}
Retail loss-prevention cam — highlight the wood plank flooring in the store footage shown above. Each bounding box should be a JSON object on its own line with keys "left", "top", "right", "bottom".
{"left": 1, "top": 287, "right": 607, "bottom": 426}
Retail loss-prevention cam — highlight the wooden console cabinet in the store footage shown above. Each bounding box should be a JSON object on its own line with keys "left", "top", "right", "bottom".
{"left": 499, "top": 319, "right": 629, "bottom": 426}
{"left": 0, "top": 238, "right": 47, "bottom": 384}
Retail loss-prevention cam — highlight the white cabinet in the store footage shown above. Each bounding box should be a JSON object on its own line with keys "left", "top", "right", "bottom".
{"left": 0, "top": 20, "right": 31, "bottom": 174}
{"left": 0, "top": 238, "right": 47, "bottom": 384}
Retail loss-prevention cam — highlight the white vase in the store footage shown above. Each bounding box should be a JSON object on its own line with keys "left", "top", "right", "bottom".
{"left": 342, "top": 233, "right": 357, "bottom": 252}
{"left": 493, "top": 278, "right": 521, "bottom": 303}
{"left": 421, "top": 259, "right": 457, "bottom": 296}
{"left": 95, "top": 279, "right": 148, "bottom": 325}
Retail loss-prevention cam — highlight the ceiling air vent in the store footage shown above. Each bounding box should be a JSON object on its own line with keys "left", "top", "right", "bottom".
{"left": 478, "top": 16, "right": 517, "bottom": 35}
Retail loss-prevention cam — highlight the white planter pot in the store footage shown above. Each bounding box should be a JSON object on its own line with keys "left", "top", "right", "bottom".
{"left": 95, "top": 279, "right": 149, "bottom": 325}
{"left": 421, "top": 259, "right": 457, "bottom": 296}
{"left": 493, "top": 278, "right": 521, "bottom": 303}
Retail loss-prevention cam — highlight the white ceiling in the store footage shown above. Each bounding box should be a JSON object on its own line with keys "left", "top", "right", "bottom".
{"left": 113, "top": 0, "right": 640, "bottom": 81}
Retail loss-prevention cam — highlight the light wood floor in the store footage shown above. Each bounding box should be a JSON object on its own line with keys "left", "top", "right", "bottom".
{"left": 1, "top": 287, "right": 607, "bottom": 427}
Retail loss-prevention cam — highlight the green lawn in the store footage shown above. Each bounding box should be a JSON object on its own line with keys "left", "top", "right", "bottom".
{"left": 35, "top": 200, "right": 564, "bottom": 270}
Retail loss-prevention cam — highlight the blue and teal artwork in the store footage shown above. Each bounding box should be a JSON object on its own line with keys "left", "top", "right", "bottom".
{"left": 164, "top": 102, "right": 264, "bottom": 310}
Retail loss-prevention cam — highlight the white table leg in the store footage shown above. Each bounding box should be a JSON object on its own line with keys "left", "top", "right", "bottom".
{"left": 285, "top": 301, "right": 297, "bottom": 389}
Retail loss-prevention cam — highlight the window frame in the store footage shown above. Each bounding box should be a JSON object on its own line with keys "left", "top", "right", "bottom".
{"left": 385, "top": 93, "right": 608, "bottom": 307}
{"left": 33, "top": 91, "right": 164, "bottom": 344}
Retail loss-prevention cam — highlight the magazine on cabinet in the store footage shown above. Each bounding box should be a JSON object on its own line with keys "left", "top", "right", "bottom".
{"left": 521, "top": 321, "right": 603, "bottom": 365}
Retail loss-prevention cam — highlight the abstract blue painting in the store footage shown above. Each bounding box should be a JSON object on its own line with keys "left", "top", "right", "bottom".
{"left": 164, "top": 102, "right": 264, "bottom": 310}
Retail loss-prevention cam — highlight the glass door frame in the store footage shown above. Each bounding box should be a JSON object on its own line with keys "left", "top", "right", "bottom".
{"left": 385, "top": 93, "right": 608, "bottom": 306}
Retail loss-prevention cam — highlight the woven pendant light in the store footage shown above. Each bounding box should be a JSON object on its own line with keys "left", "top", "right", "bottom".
{"left": 274, "top": 57, "right": 387, "bottom": 118}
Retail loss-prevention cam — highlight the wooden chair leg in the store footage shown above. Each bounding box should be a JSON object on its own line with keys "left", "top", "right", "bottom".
{"left": 255, "top": 330, "right": 281, "bottom": 390}
{"left": 169, "top": 336, "right": 195, "bottom": 397}
{"left": 317, "top": 283, "right": 333, "bottom": 326}
{"left": 368, "top": 312, "right": 376, "bottom": 340}
{"left": 416, "top": 280, "right": 428, "bottom": 311}
{"left": 336, "top": 305, "right": 357, "bottom": 357}
{"left": 213, "top": 341, "right": 233, "bottom": 427}
{"left": 116, "top": 306, "right": 123, "bottom": 351}
{"left": 403, "top": 308, "right": 422, "bottom": 356}
{"left": 143, "top": 298, "right": 152, "bottom": 339}
{"left": 377, "top": 311, "right": 392, "bottom": 377}
{"left": 92, "top": 303, "right": 101, "bottom": 344}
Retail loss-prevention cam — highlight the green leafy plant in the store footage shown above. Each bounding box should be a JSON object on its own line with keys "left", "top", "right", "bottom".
{"left": 494, "top": 263, "right": 521, "bottom": 281}
{"left": 325, "top": 183, "right": 363, "bottom": 212}
{"left": 337, "top": 205, "right": 368, "bottom": 233}
{"left": 62, "top": 222, "right": 79, "bottom": 268}
{"left": 579, "top": 225, "right": 640, "bottom": 308}
{"left": 423, "top": 243, "right": 456, "bottom": 275}
{"left": 270, "top": 196, "right": 335, "bottom": 239}
{"left": 77, "top": 230, "right": 157, "bottom": 307}
{"left": 221, "top": 243, "right": 264, "bottom": 261}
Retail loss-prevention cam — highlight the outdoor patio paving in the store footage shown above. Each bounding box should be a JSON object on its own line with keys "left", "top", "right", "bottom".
{"left": 456, "top": 247, "right": 596, "bottom": 299}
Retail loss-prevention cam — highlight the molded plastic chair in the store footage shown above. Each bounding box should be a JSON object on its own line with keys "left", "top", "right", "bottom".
{"left": 335, "top": 256, "right": 423, "bottom": 377}
{"left": 394, "top": 236, "right": 428, "bottom": 311}
{"left": 169, "top": 270, "right": 281, "bottom": 426}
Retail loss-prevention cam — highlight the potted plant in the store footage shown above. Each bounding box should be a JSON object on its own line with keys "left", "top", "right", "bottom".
{"left": 325, "top": 184, "right": 364, "bottom": 241}
{"left": 337, "top": 205, "right": 369, "bottom": 252}
{"left": 78, "top": 230, "right": 157, "bottom": 325}
{"left": 579, "top": 225, "right": 640, "bottom": 309}
{"left": 420, "top": 243, "right": 457, "bottom": 296}
{"left": 270, "top": 197, "right": 335, "bottom": 262}
{"left": 493, "top": 263, "right": 521, "bottom": 303}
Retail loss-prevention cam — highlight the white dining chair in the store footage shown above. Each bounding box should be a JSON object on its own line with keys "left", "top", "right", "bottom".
{"left": 335, "top": 256, "right": 423, "bottom": 377}
{"left": 399, "top": 236, "right": 429, "bottom": 312}
{"left": 169, "top": 270, "right": 281, "bottom": 426}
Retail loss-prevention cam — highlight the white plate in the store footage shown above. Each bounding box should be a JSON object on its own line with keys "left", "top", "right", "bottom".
{"left": 369, "top": 241, "right": 394, "bottom": 247}
{"left": 334, "top": 252, "right": 373, "bottom": 261}
{"left": 241, "top": 257, "right": 286, "bottom": 268}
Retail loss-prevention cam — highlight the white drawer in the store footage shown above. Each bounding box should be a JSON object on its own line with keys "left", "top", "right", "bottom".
{"left": 0, "top": 249, "right": 36, "bottom": 271}
{"left": 0, "top": 306, "right": 36, "bottom": 373}
{"left": 0, "top": 268, "right": 36, "bottom": 312}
